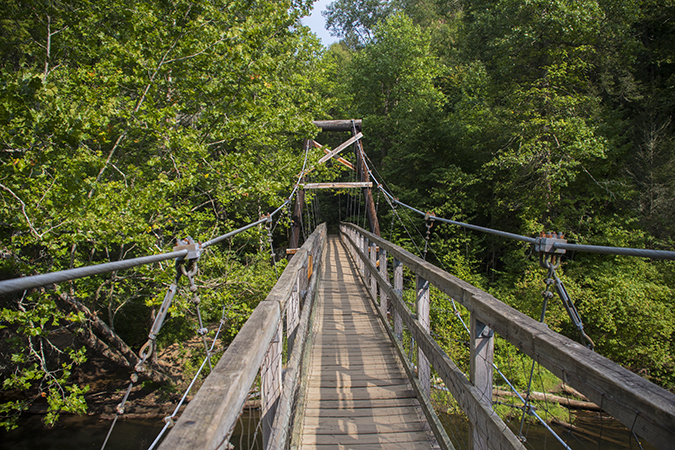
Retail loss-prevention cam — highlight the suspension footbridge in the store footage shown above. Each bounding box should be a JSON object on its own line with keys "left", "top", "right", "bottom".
{"left": 1, "top": 120, "right": 674, "bottom": 450}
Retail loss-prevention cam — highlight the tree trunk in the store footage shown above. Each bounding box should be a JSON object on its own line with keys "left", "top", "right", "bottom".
{"left": 59, "top": 293, "right": 171, "bottom": 384}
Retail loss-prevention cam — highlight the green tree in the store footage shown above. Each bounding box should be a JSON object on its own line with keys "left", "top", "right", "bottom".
{"left": 0, "top": 0, "right": 323, "bottom": 429}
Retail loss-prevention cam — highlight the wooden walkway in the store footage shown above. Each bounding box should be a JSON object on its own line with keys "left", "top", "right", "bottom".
{"left": 297, "top": 236, "right": 438, "bottom": 450}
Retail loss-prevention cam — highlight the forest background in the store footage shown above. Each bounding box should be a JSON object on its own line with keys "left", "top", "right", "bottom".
{"left": 0, "top": 0, "right": 674, "bottom": 430}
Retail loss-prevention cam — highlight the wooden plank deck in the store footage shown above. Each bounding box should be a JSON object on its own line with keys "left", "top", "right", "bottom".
{"left": 298, "top": 236, "right": 438, "bottom": 450}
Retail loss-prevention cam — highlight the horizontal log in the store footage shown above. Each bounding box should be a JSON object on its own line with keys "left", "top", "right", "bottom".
{"left": 342, "top": 223, "right": 675, "bottom": 450}
{"left": 313, "top": 119, "right": 362, "bottom": 132}
{"left": 302, "top": 182, "right": 372, "bottom": 189}
{"left": 493, "top": 389, "right": 600, "bottom": 411}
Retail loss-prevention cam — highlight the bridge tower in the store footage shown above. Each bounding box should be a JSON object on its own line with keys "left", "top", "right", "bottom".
{"left": 289, "top": 119, "right": 380, "bottom": 251}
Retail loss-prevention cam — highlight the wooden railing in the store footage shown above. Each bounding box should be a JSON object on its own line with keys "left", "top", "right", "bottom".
{"left": 340, "top": 222, "right": 675, "bottom": 450}
{"left": 159, "top": 224, "right": 327, "bottom": 450}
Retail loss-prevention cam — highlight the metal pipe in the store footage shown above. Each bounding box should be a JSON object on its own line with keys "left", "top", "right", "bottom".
{"left": 553, "top": 242, "right": 675, "bottom": 260}
{"left": 0, "top": 250, "right": 188, "bottom": 296}
{"left": 393, "top": 198, "right": 537, "bottom": 244}
{"left": 388, "top": 190, "right": 674, "bottom": 259}
{"left": 202, "top": 218, "right": 268, "bottom": 248}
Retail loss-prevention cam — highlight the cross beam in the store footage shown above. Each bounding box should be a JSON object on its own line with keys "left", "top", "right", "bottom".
{"left": 301, "top": 182, "right": 372, "bottom": 189}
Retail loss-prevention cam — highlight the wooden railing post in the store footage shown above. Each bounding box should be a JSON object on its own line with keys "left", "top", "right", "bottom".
{"left": 416, "top": 276, "right": 431, "bottom": 398}
{"left": 359, "top": 234, "right": 365, "bottom": 274}
{"left": 470, "top": 314, "right": 494, "bottom": 450}
{"left": 393, "top": 258, "right": 403, "bottom": 341}
{"left": 379, "top": 249, "right": 388, "bottom": 318}
{"left": 287, "top": 276, "right": 300, "bottom": 355}
{"left": 469, "top": 314, "right": 494, "bottom": 450}
{"left": 262, "top": 322, "right": 282, "bottom": 447}
{"left": 370, "top": 242, "right": 377, "bottom": 301}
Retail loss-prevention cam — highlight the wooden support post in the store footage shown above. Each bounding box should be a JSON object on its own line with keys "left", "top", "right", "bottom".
{"left": 354, "top": 138, "right": 380, "bottom": 236}
{"left": 379, "top": 249, "right": 388, "bottom": 318}
{"left": 360, "top": 235, "right": 366, "bottom": 276}
{"left": 286, "top": 277, "right": 300, "bottom": 355}
{"left": 470, "top": 314, "right": 494, "bottom": 450}
{"left": 262, "top": 323, "right": 282, "bottom": 448}
{"left": 416, "top": 276, "right": 431, "bottom": 398}
{"left": 289, "top": 137, "right": 307, "bottom": 253}
{"left": 393, "top": 259, "right": 403, "bottom": 341}
{"left": 363, "top": 237, "right": 370, "bottom": 282}
{"left": 370, "top": 242, "right": 377, "bottom": 301}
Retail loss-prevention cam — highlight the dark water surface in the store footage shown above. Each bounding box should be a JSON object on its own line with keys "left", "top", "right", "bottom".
{"left": 0, "top": 410, "right": 658, "bottom": 450}
{"left": 440, "top": 411, "right": 658, "bottom": 450}
{"left": 0, "top": 410, "right": 261, "bottom": 450}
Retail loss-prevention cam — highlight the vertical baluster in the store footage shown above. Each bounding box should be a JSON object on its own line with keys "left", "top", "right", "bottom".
{"left": 370, "top": 242, "right": 377, "bottom": 301}
{"left": 286, "top": 276, "right": 300, "bottom": 355}
{"left": 261, "top": 322, "right": 282, "bottom": 447}
{"left": 416, "top": 276, "right": 431, "bottom": 398}
{"left": 393, "top": 259, "right": 403, "bottom": 342}
{"left": 379, "top": 248, "right": 388, "bottom": 318}
{"left": 470, "top": 314, "right": 494, "bottom": 450}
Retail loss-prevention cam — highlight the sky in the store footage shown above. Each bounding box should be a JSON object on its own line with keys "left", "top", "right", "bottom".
{"left": 301, "top": 0, "right": 340, "bottom": 47}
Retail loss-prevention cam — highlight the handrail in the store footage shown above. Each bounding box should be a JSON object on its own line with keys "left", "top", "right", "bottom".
{"left": 341, "top": 222, "right": 675, "bottom": 450}
{"left": 340, "top": 224, "right": 524, "bottom": 450}
{"left": 157, "top": 224, "right": 327, "bottom": 450}
{"left": 0, "top": 213, "right": 289, "bottom": 296}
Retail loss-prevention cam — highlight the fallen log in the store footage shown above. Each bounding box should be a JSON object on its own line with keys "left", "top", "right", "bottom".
{"left": 59, "top": 293, "right": 171, "bottom": 384}
{"left": 494, "top": 388, "right": 601, "bottom": 411}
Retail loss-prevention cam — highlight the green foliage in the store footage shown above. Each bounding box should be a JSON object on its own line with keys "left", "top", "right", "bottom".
{"left": 319, "top": 0, "right": 675, "bottom": 394}
{"left": 0, "top": 0, "right": 324, "bottom": 428}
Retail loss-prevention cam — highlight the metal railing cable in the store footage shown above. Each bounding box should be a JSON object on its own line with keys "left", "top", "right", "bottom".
{"left": 0, "top": 250, "right": 188, "bottom": 296}
{"left": 448, "top": 299, "right": 573, "bottom": 450}
{"left": 0, "top": 206, "right": 291, "bottom": 296}
{"left": 378, "top": 187, "right": 675, "bottom": 259}
{"left": 147, "top": 301, "right": 231, "bottom": 450}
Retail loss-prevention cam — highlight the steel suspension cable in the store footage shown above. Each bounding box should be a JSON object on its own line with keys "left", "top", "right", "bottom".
{"left": 379, "top": 187, "right": 675, "bottom": 259}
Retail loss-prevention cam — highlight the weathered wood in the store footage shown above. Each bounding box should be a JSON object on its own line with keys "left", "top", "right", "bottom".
{"left": 318, "top": 132, "right": 363, "bottom": 164}
{"left": 289, "top": 142, "right": 308, "bottom": 252}
{"left": 342, "top": 223, "right": 675, "bottom": 450}
{"left": 311, "top": 140, "right": 355, "bottom": 170}
{"left": 157, "top": 301, "right": 281, "bottom": 450}
{"left": 302, "top": 431, "right": 430, "bottom": 446}
{"left": 417, "top": 276, "right": 431, "bottom": 399}
{"left": 312, "top": 119, "right": 362, "bottom": 132}
{"left": 268, "top": 231, "right": 325, "bottom": 450}
{"left": 394, "top": 259, "right": 403, "bottom": 341}
{"left": 287, "top": 277, "right": 301, "bottom": 356}
{"left": 493, "top": 389, "right": 601, "bottom": 411}
{"left": 159, "top": 225, "right": 326, "bottom": 450}
{"left": 370, "top": 241, "right": 378, "bottom": 301}
{"left": 299, "top": 236, "right": 437, "bottom": 450}
{"left": 301, "top": 182, "right": 372, "bottom": 189}
{"left": 470, "top": 315, "right": 494, "bottom": 450}
{"left": 341, "top": 225, "right": 525, "bottom": 450}
{"left": 354, "top": 139, "right": 380, "bottom": 236}
{"left": 303, "top": 405, "right": 421, "bottom": 418}
{"left": 262, "top": 322, "right": 282, "bottom": 447}
{"left": 379, "top": 249, "right": 388, "bottom": 318}
{"left": 299, "top": 441, "right": 437, "bottom": 450}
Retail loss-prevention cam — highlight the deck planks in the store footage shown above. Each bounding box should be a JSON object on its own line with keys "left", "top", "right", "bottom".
{"left": 298, "top": 236, "right": 438, "bottom": 450}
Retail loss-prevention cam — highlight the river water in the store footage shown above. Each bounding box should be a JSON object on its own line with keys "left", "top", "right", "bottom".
{"left": 0, "top": 410, "right": 657, "bottom": 449}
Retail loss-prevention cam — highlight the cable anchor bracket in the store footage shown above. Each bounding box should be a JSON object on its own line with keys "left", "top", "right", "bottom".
{"left": 173, "top": 236, "right": 202, "bottom": 261}
{"left": 535, "top": 231, "right": 566, "bottom": 269}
